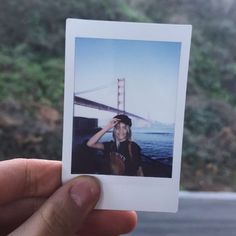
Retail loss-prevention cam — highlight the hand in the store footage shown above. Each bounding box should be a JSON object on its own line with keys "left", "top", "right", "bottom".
{"left": 0, "top": 158, "right": 137, "bottom": 236}
{"left": 105, "top": 118, "right": 120, "bottom": 131}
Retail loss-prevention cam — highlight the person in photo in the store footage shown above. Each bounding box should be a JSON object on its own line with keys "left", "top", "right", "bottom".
{"left": 87, "top": 114, "right": 144, "bottom": 176}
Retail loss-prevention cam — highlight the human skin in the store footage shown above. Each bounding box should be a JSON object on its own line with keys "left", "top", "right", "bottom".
{"left": 87, "top": 118, "right": 120, "bottom": 150}
{"left": 0, "top": 158, "right": 137, "bottom": 236}
{"left": 114, "top": 122, "right": 128, "bottom": 142}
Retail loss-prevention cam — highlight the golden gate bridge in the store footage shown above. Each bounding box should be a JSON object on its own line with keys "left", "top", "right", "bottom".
{"left": 74, "top": 78, "right": 150, "bottom": 122}
{"left": 72, "top": 79, "right": 172, "bottom": 177}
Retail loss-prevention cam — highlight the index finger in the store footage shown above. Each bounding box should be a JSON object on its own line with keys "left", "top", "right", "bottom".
{"left": 0, "top": 158, "right": 61, "bottom": 205}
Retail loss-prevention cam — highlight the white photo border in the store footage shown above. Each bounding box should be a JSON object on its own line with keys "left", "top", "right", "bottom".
{"left": 62, "top": 18, "right": 192, "bottom": 212}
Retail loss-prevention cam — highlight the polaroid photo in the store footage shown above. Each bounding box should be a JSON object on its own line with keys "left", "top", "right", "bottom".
{"left": 62, "top": 19, "right": 192, "bottom": 212}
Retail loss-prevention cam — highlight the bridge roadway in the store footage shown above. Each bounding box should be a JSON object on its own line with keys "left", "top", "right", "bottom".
{"left": 125, "top": 192, "right": 236, "bottom": 236}
{"left": 74, "top": 96, "right": 149, "bottom": 122}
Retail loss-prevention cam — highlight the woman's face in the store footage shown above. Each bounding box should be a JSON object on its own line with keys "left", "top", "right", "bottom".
{"left": 114, "top": 122, "right": 128, "bottom": 142}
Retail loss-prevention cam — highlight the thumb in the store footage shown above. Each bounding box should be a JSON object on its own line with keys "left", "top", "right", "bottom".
{"left": 10, "top": 176, "right": 100, "bottom": 236}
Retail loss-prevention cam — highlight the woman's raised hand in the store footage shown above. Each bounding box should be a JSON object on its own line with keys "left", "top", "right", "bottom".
{"left": 105, "top": 118, "right": 120, "bottom": 130}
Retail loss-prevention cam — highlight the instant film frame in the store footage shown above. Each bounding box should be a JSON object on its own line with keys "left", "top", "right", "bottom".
{"left": 62, "top": 19, "right": 191, "bottom": 212}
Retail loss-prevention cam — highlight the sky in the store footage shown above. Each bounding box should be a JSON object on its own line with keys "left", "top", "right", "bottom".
{"left": 74, "top": 37, "right": 181, "bottom": 125}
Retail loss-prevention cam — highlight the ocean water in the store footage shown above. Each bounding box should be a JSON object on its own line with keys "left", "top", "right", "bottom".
{"left": 101, "top": 128, "right": 174, "bottom": 164}
{"left": 133, "top": 132, "right": 174, "bottom": 158}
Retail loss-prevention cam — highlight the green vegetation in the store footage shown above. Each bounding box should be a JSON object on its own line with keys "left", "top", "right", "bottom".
{"left": 1, "top": 0, "right": 236, "bottom": 191}
{"left": 0, "top": 50, "right": 64, "bottom": 108}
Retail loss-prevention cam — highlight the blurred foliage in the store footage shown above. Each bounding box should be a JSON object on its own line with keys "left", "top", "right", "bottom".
{"left": 1, "top": 0, "right": 236, "bottom": 190}
{"left": 0, "top": 47, "right": 64, "bottom": 109}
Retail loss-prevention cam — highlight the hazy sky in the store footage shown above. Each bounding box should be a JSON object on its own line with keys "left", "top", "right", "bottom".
{"left": 74, "top": 37, "right": 181, "bottom": 124}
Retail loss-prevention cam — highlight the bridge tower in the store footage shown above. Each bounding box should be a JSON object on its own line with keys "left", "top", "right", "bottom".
{"left": 117, "top": 78, "right": 125, "bottom": 114}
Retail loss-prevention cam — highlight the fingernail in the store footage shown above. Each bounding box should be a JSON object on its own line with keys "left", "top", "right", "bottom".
{"left": 70, "top": 177, "right": 100, "bottom": 207}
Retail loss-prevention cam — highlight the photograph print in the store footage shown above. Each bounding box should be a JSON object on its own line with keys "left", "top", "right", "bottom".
{"left": 71, "top": 37, "right": 181, "bottom": 178}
